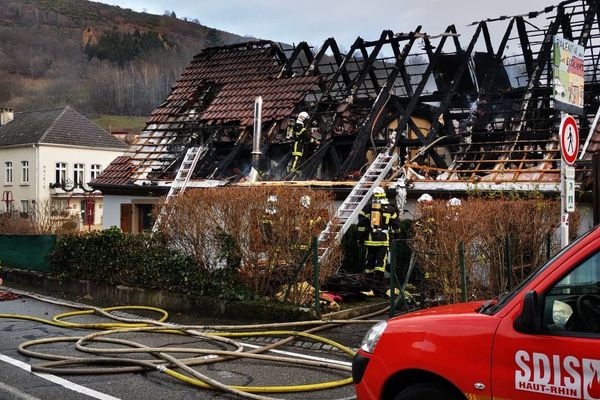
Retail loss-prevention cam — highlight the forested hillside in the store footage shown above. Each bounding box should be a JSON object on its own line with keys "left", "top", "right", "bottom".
{"left": 0, "top": 0, "right": 249, "bottom": 120}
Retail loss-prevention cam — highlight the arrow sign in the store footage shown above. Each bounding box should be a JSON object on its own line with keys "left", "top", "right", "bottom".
{"left": 560, "top": 114, "right": 579, "bottom": 165}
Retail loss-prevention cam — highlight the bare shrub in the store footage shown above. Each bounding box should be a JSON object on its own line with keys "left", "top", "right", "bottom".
{"left": 157, "top": 187, "right": 339, "bottom": 300}
{"left": 0, "top": 199, "right": 79, "bottom": 235}
{"left": 0, "top": 213, "right": 37, "bottom": 234}
{"left": 412, "top": 196, "right": 560, "bottom": 304}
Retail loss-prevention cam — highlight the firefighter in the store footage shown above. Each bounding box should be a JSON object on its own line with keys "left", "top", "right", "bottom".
{"left": 295, "top": 195, "right": 322, "bottom": 250}
{"left": 288, "top": 111, "right": 313, "bottom": 173}
{"left": 357, "top": 186, "right": 400, "bottom": 281}
{"left": 260, "top": 195, "right": 278, "bottom": 245}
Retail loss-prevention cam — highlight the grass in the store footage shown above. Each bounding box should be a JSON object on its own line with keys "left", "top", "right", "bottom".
{"left": 91, "top": 114, "right": 147, "bottom": 132}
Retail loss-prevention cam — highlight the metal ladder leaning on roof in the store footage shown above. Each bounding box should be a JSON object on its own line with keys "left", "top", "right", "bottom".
{"left": 316, "top": 150, "right": 399, "bottom": 264}
{"left": 152, "top": 145, "right": 208, "bottom": 232}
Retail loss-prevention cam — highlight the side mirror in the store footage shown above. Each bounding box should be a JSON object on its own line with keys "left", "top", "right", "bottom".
{"left": 514, "top": 291, "right": 541, "bottom": 333}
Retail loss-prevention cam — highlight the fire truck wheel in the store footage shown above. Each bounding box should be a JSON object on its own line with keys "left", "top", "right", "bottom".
{"left": 393, "top": 382, "right": 460, "bottom": 400}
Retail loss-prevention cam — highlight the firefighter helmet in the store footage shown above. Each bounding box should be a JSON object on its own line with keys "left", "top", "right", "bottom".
{"left": 296, "top": 111, "right": 310, "bottom": 124}
{"left": 417, "top": 193, "right": 433, "bottom": 204}
{"left": 300, "top": 195, "right": 311, "bottom": 208}
{"left": 447, "top": 197, "right": 462, "bottom": 207}
{"left": 373, "top": 186, "right": 386, "bottom": 198}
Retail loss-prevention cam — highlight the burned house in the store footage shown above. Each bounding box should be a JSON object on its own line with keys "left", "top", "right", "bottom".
{"left": 93, "top": 0, "right": 600, "bottom": 233}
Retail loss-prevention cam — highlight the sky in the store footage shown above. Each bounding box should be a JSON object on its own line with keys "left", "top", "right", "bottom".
{"left": 96, "top": 0, "right": 559, "bottom": 48}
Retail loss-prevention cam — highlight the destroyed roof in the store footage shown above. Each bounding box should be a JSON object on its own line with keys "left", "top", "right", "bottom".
{"left": 95, "top": 0, "right": 600, "bottom": 192}
{"left": 148, "top": 41, "right": 320, "bottom": 126}
{"left": 0, "top": 106, "right": 127, "bottom": 149}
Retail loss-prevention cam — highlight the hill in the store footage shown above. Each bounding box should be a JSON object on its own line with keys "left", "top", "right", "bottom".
{"left": 0, "top": 0, "right": 250, "bottom": 119}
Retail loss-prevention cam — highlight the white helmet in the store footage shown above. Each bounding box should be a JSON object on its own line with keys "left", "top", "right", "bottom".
{"left": 373, "top": 186, "right": 386, "bottom": 198}
{"left": 417, "top": 193, "right": 433, "bottom": 204}
{"left": 447, "top": 198, "right": 462, "bottom": 207}
{"left": 300, "top": 195, "right": 311, "bottom": 208}
{"left": 296, "top": 111, "right": 310, "bottom": 124}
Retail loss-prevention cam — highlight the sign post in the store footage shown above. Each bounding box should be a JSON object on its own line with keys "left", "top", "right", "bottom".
{"left": 553, "top": 35, "right": 584, "bottom": 248}
{"left": 559, "top": 115, "right": 579, "bottom": 247}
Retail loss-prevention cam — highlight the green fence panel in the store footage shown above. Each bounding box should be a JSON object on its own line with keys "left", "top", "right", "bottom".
{"left": 0, "top": 234, "right": 56, "bottom": 272}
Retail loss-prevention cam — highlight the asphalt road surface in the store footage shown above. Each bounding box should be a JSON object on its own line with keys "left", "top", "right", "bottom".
{"left": 0, "top": 287, "right": 381, "bottom": 400}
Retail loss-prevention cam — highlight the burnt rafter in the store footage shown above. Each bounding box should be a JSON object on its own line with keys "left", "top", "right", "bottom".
{"left": 279, "top": 42, "right": 314, "bottom": 78}
{"left": 426, "top": 23, "right": 484, "bottom": 145}
{"left": 393, "top": 27, "right": 455, "bottom": 149}
{"left": 346, "top": 31, "right": 393, "bottom": 98}
{"left": 337, "top": 28, "right": 422, "bottom": 177}
{"left": 96, "top": 0, "right": 600, "bottom": 190}
{"left": 516, "top": 17, "right": 535, "bottom": 78}
{"left": 305, "top": 38, "right": 346, "bottom": 79}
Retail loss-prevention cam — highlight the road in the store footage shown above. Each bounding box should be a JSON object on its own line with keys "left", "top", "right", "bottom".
{"left": 0, "top": 287, "right": 381, "bottom": 400}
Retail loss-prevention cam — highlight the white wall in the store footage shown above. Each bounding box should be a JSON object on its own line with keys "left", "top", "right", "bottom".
{"left": 0, "top": 144, "right": 124, "bottom": 227}
{"left": 38, "top": 145, "right": 123, "bottom": 202}
{"left": 0, "top": 146, "right": 36, "bottom": 212}
{"left": 103, "top": 194, "right": 160, "bottom": 230}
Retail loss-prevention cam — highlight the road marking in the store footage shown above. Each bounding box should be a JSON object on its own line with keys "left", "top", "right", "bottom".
{"left": 0, "top": 381, "right": 43, "bottom": 400}
{"left": 240, "top": 342, "right": 353, "bottom": 367}
{"left": 0, "top": 355, "right": 122, "bottom": 400}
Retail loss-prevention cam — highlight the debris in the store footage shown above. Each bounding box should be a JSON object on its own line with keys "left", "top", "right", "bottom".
{"left": 0, "top": 290, "right": 19, "bottom": 302}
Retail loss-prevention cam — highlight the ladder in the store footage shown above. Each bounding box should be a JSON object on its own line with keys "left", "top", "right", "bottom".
{"left": 152, "top": 145, "right": 207, "bottom": 231}
{"left": 316, "top": 151, "right": 399, "bottom": 263}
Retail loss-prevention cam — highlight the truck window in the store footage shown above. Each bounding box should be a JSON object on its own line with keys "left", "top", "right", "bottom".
{"left": 543, "top": 251, "right": 600, "bottom": 334}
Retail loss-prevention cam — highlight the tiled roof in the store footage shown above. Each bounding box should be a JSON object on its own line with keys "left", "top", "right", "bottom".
{"left": 0, "top": 106, "right": 127, "bottom": 149}
{"left": 148, "top": 43, "right": 319, "bottom": 126}
{"left": 91, "top": 156, "right": 133, "bottom": 186}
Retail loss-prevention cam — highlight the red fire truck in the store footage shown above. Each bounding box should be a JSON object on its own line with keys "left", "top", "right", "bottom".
{"left": 353, "top": 225, "right": 600, "bottom": 400}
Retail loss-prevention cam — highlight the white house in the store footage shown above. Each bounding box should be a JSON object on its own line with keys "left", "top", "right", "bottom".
{"left": 0, "top": 106, "right": 127, "bottom": 228}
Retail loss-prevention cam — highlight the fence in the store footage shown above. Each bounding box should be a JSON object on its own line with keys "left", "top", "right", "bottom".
{"left": 0, "top": 234, "right": 56, "bottom": 272}
{"left": 388, "top": 235, "right": 558, "bottom": 315}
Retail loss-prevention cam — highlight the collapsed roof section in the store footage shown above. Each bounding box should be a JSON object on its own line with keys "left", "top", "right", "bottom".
{"left": 93, "top": 0, "right": 600, "bottom": 192}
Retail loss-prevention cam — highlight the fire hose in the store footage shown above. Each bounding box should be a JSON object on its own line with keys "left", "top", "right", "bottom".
{"left": 0, "top": 292, "right": 387, "bottom": 400}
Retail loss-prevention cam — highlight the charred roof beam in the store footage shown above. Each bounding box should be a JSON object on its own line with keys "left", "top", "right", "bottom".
{"left": 392, "top": 27, "right": 454, "bottom": 149}
{"left": 389, "top": 35, "right": 414, "bottom": 96}
{"left": 278, "top": 42, "right": 314, "bottom": 78}
{"left": 348, "top": 31, "right": 394, "bottom": 97}
{"left": 516, "top": 17, "right": 535, "bottom": 78}
{"left": 305, "top": 38, "right": 346, "bottom": 78}
{"left": 426, "top": 23, "right": 483, "bottom": 147}
{"left": 321, "top": 37, "right": 364, "bottom": 99}
{"left": 337, "top": 27, "right": 423, "bottom": 177}
{"left": 578, "top": 0, "right": 599, "bottom": 47}
{"left": 561, "top": 11, "right": 575, "bottom": 40}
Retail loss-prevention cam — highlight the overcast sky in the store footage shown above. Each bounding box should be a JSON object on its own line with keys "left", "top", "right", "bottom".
{"left": 96, "top": 0, "right": 558, "bottom": 48}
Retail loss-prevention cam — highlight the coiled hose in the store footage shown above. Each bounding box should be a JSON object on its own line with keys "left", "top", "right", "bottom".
{"left": 0, "top": 291, "right": 387, "bottom": 400}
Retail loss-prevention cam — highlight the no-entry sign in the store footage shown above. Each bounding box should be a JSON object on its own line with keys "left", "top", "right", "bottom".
{"left": 560, "top": 114, "right": 579, "bottom": 165}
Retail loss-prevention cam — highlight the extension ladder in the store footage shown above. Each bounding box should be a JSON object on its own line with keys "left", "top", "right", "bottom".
{"left": 152, "top": 145, "right": 207, "bottom": 231}
{"left": 316, "top": 151, "right": 399, "bottom": 263}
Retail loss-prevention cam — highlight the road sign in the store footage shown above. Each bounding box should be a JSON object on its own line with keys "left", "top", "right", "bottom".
{"left": 565, "top": 175, "right": 576, "bottom": 212}
{"left": 560, "top": 114, "right": 579, "bottom": 165}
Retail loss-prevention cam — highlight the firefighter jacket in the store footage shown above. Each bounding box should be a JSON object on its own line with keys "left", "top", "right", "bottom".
{"left": 357, "top": 198, "right": 400, "bottom": 246}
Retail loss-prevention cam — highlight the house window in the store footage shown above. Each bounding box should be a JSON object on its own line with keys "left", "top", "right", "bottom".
{"left": 21, "top": 161, "right": 29, "bottom": 184}
{"left": 55, "top": 162, "right": 67, "bottom": 185}
{"left": 21, "top": 200, "right": 28, "bottom": 214}
{"left": 74, "top": 163, "right": 84, "bottom": 186}
{"left": 5, "top": 161, "right": 12, "bottom": 184}
{"left": 90, "top": 164, "right": 102, "bottom": 181}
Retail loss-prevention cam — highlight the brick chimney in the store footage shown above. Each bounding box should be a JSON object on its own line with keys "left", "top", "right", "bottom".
{"left": 0, "top": 108, "right": 14, "bottom": 126}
